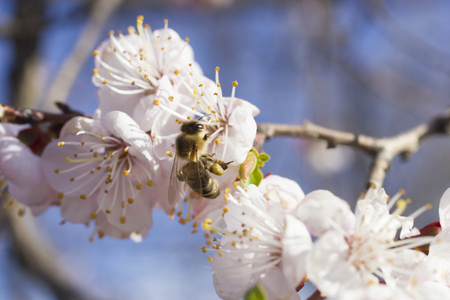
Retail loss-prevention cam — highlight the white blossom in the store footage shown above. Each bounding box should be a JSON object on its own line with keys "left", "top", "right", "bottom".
{"left": 304, "top": 186, "right": 434, "bottom": 298}
{"left": 203, "top": 177, "right": 309, "bottom": 300}
{"left": 42, "top": 112, "right": 160, "bottom": 238}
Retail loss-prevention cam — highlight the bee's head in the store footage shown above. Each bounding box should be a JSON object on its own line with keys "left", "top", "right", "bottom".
{"left": 181, "top": 120, "right": 206, "bottom": 135}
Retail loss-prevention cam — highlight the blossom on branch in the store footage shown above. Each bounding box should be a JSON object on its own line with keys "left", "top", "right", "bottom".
{"left": 202, "top": 176, "right": 310, "bottom": 299}
{"left": 41, "top": 111, "right": 159, "bottom": 239}
{"left": 303, "top": 186, "right": 435, "bottom": 298}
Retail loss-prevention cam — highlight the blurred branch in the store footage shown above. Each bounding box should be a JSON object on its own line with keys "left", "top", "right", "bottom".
{"left": 11, "top": 0, "right": 45, "bottom": 109}
{"left": 257, "top": 108, "right": 450, "bottom": 187}
{"left": 5, "top": 205, "right": 95, "bottom": 300}
{"left": 40, "top": 0, "right": 123, "bottom": 111}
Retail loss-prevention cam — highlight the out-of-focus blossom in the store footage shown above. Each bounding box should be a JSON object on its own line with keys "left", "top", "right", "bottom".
{"left": 305, "top": 186, "right": 434, "bottom": 298}
{"left": 42, "top": 112, "right": 160, "bottom": 239}
{"left": 0, "top": 123, "right": 57, "bottom": 215}
{"left": 203, "top": 176, "right": 310, "bottom": 300}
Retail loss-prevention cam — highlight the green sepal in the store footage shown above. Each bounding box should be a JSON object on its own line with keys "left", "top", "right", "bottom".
{"left": 239, "top": 148, "right": 270, "bottom": 187}
{"left": 244, "top": 284, "right": 267, "bottom": 300}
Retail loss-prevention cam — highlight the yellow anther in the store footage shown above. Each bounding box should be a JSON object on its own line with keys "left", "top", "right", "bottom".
{"left": 147, "top": 179, "right": 153, "bottom": 186}
{"left": 54, "top": 169, "right": 60, "bottom": 174}
{"left": 121, "top": 201, "right": 125, "bottom": 208}
{"left": 185, "top": 37, "right": 190, "bottom": 42}
{"left": 176, "top": 119, "right": 183, "bottom": 124}
{"left": 168, "top": 96, "right": 174, "bottom": 101}
{"left": 109, "top": 30, "right": 114, "bottom": 35}
{"left": 201, "top": 246, "right": 207, "bottom": 253}
{"left": 233, "top": 182, "right": 238, "bottom": 188}
{"left": 58, "top": 192, "right": 64, "bottom": 199}
{"left": 153, "top": 99, "right": 160, "bottom": 105}
{"left": 206, "top": 240, "right": 212, "bottom": 246}
{"left": 128, "top": 198, "right": 134, "bottom": 204}
{"left": 92, "top": 50, "right": 99, "bottom": 56}
{"left": 136, "top": 183, "right": 142, "bottom": 190}
{"left": 123, "top": 170, "right": 130, "bottom": 175}
{"left": 90, "top": 213, "right": 97, "bottom": 219}
{"left": 131, "top": 81, "right": 135, "bottom": 86}
{"left": 105, "top": 209, "right": 111, "bottom": 214}
{"left": 212, "top": 244, "right": 217, "bottom": 249}
{"left": 225, "top": 188, "right": 230, "bottom": 194}
{"left": 223, "top": 206, "right": 229, "bottom": 213}
{"left": 215, "top": 139, "right": 221, "bottom": 145}
{"left": 204, "top": 233, "right": 210, "bottom": 239}
{"left": 57, "top": 142, "right": 64, "bottom": 147}
{"left": 98, "top": 230, "right": 105, "bottom": 239}
{"left": 232, "top": 81, "right": 238, "bottom": 87}
{"left": 93, "top": 69, "right": 99, "bottom": 75}
{"left": 426, "top": 203, "right": 433, "bottom": 210}
{"left": 80, "top": 194, "right": 87, "bottom": 200}
{"left": 398, "top": 188, "right": 406, "bottom": 195}
{"left": 217, "top": 83, "right": 221, "bottom": 87}
{"left": 174, "top": 69, "right": 180, "bottom": 75}
{"left": 18, "top": 209, "right": 25, "bottom": 217}
{"left": 164, "top": 18, "right": 168, "bottom": 24}
{"left": 207, "top": 257, "right": 213, "bottom": 263}
{"left": 59, "top": 220, "right": 66, "bottom": 225}
{"left": 218, "top": 251, "right": 223, "bottom": 256}
{"left": 166, "top": 151, "right": 173, "bottom": 157}
{"left": 232, "top": 241, "right": 237, "bottom": 247}
{"left": 137, "top": 15, "right": 144, "bottom": 22}
{"left": 120, "top": 216, "right": 126, "bottom": 224}
{"left": 215, "top": 66, "right": 220, "bottom": 72}
{"left": 193, "top": 221, "right": 199, "bottom": 228}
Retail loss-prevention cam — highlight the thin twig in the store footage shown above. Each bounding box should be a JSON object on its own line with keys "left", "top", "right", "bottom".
{"left": 257, "top": 109, "right": 450, "bottom": 187}
{"left": 0, "top": 103, "right": 85, "bottom": 125}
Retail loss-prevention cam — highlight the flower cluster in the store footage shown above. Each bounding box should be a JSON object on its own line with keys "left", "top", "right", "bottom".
{"left": 202, "top": 177, "right": 450, "bottom": 299}
{"left": 0, "top": 16, "right": 258, "bottom": 240}
{"left": 2, "top": 15, "right": 450, "bottom": 300}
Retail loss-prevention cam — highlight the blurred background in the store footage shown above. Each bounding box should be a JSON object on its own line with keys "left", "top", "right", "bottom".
{"left": 1, "top": 0, "right": 450, "bottom": 299}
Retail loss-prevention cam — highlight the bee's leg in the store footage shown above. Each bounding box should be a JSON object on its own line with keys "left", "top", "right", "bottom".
{"left": 209, "top": 160, "right": 232, "bottom": 176}
{"left": 203, "top": 134, "right": 208, "bottom": 141}
{"left": 218, "top": 160, "right": 233, "bottom": 171}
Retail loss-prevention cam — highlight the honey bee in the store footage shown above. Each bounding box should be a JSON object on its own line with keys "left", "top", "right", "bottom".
{"left": 168, "top": 120, "right": 231, "bottom": 205}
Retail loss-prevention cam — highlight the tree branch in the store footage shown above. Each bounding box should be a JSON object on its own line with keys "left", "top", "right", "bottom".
{"left": 257, "top": 109, "right": 450, "bottom": 187}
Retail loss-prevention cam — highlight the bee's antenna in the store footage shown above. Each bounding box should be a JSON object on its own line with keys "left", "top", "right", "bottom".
{"left": 198, "top": 114, "right": 211, "bottom": 122}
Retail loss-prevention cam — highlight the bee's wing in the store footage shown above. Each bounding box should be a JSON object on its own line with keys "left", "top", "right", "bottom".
{"left": 168, "top": 154, "right": 184, "bottom": 206}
